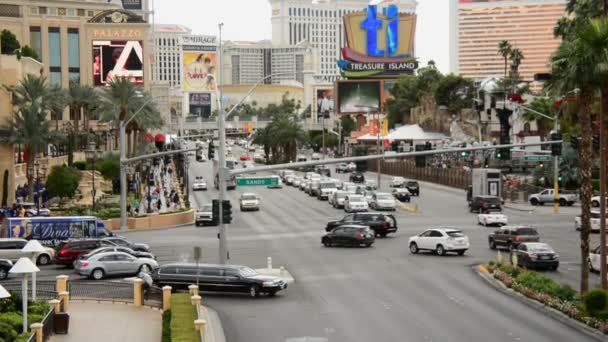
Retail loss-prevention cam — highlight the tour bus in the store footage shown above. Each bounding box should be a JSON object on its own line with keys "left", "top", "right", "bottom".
{"left": 1, "top": 216, "right": 113, "bottom": 247}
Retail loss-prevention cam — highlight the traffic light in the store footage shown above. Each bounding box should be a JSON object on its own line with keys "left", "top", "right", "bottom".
{"left": 558, "top": 175, "right": 563, "bottom": 184}
{"left": 539, "top": 161, "right": 545, "bottom": 168}
{"left": 460, "top": 143, "right": 468, "bottom": 158}
{"left": 593, "top": 135, "right": 600, "bottom": 152}
{"left": 212, "top": 199, "right": 220, "bottom": 225}
{"left": 496, "top": 148, "right": 510, "bottom": 160}
{"left": 391, "top": 141, "right": 399, "bottom": 152}
{"left": 415, "top": 144, "right": 426, "bottom": 168}
{"left": 570, "top": 135, "right": 579, "bottom": 150}
{"left": 208, "top": 140, "right": 215, "bottom": 159}
{"left": 221, "top": 200, "right": 232, "bottom": 224}
{"left": 551, "top": 132, "right": 562, "bottom": 156}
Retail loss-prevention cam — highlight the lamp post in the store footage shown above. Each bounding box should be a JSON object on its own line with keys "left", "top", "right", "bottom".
{"left": 9, "top": 257, "right": 39, "bottom": 333}
{"left": 145, "top": 160, "right": 152, "bottom": 214}
{"left": 34, "top": 161, "right": 40, "bottom": 216}
{"left": 85, "top": 142, "right": 103, "bottom": 211}
{"left": 21, "top": 240, "right": 45, "bottom": 301}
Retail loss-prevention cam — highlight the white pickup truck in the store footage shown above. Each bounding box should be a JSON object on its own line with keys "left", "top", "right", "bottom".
{"left": 528, "top": 189, "right": 577, "bottom": 206}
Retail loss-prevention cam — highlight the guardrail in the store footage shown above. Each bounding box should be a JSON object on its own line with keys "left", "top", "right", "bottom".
{"left": 40, "top": 308, "right": 55, "bottom": 342}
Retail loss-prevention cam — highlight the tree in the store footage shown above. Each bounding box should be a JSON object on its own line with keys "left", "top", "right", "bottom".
{"left": 0, "top": 30, "right": 20, "bottom": 55}
{"left": 252, "top": 126, "right": 273, "bottom": 163}
{"left": 524, "top": 97, "right": 557, "bottom": 136}
{"left": 68, "top": 82, "right": 100, "bottom": 132}
{"left": 498, "top": 40, "right": 512, "bottom": 78}
{"left": 45, "top": 165, "right": 80, "bottom": 200}
{"left": 311, "top": 132, "right": 338, "bottom": 148}
{"left": 340, "top": 115, "right": 357, "bottom": 138}
{"left": 434, "top": 74, "right": 474, "bottom": 116}
{"left": 385, "top": 75, "right": 419, "bottom": 127}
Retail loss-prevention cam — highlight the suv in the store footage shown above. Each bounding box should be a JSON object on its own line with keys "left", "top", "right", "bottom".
{"left": 404, "top": 181, "right": 419, "bottom": 196}
{"left": 326, "top": 213, "right": 398, "bottom": 237}
{"left": 0, "top": 238, "right": 55, "bottom": 265}
{"left": 469, "top": 196, "right": 502, "bottom": 213}
{"left": 55, "top": 239, "right": 117, "bottom": 266}
{"left": 195, "top": 204, "right": 214, "bottom": 226}
{"left": 317, "top": 181, "right": 338, "bottom": 200}
{"left": 488, "top": 226, "right": 540, "bottom": 250}
{"left": 350, "top": 172, "right": 365, "bottom": 184}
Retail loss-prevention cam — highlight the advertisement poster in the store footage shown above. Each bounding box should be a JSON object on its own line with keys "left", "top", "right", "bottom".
{"left": 316, "top": 88, "right": 334, "bottom": 120}
{"left": 93, "top": 40, "right": 143, "bottom": 86}
{"left": 382, "top": 80, "right": 397, "bottom": 104}
{"left": 189, "top": 92, "right": 212, "bottom": 119}
{"left": 337, "top": 81, "right": 381, "bottom": 114}
{"left": 183, "top": 52, "right": 217, "bottom": 91}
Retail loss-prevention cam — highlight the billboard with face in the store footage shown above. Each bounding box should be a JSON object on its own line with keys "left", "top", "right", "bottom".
{"left": 183, "top": 52, "right": 217, "bottom": 91}
{"left": 93, "top": 40, "right": 143, "bottom": 86}
{"left": 337, "top": 81, "right": 381, "bottom": 114}
{"left": 316, "top": 88, "right": 335, "bottom": 119}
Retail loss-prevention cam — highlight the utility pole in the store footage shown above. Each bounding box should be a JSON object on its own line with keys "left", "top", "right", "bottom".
{"left": 553, "top": 119, "right": 560, "bottom": 214}
{"left": 217, "top": 22, "right": 228, "bottom": 265}
{"left": 376, "top": 110, "right": 381, "bottom": 189}
{"left": 600, "top": 0, "right": 608, "bottom": 289}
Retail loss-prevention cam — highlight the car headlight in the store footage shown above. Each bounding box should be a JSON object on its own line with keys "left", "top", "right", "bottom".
{"left": 263, "top": 281, "right": 278, "bottom": 287}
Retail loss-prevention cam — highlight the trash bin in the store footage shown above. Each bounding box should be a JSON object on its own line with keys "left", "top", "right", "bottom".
{"left": 54, "top": 312, "right": 70, "bottom": 334}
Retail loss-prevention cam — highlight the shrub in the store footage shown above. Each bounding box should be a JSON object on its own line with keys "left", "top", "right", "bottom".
{"left": 552, "top": 284, "right": 577, "bottom": 302}
{"left": 583, "top": 289, "right": 608, "bottom": 317}
{"left": 162, "top": 309, "right": 171, "bottom": 342}
{"left": 515, "top": 271, "right": 577, "bottom": 302}
{"left": 46, "top": 165, "right": 80, "bottom": 199}
{"left": 0, "top": 320, "right": 17, "bottom": 342}
{"left": 0, "top": 312, "right": 22, "bottom": 332}
{"left": 72, "top": 161, "right": 88, "bottom": 171}
{"left": 170, "top": 293, "right": 199, "bottom": 342}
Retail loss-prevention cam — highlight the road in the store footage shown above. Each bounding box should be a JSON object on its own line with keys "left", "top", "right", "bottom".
{"left": 15, "top": 148, "right": 603, "bottom": 342}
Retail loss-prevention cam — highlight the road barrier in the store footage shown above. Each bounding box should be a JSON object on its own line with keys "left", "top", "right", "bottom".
{"left": 369, "top": 160, "right": 470, "bottom": 190}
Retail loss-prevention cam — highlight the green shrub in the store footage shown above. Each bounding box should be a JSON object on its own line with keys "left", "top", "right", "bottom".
{"left": 0, "top": 320, "right": 17, "bottom": 342}
{"left": 0, "top": 312, "right": 22, "bottom": 332}
{"left": 498, "top": 263, "right": 520, "bottom": 278}
{"left": 583, "top": 289, "right": 608, "bottom": 316}
{"left": 552, "top": 283, "right": 577, "bottom": 302}
{"left": 170, "top": 293, "right": 198, "bottom": 342}
{"left": 515, "top": 271, "right": 577, "bottom": 302}
{"left": 95, "top": 208, "right": 121, "bottom": 220}
{"left": 162, "top": 309, "right": 172, "bottom": 342}
{"left": 72, "top": 161, "right": 88, "bottom": 171}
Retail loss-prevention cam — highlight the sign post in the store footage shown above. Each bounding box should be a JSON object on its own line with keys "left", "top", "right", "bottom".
{"left": 523, "top": 155, "right": 551, "bottom": 162}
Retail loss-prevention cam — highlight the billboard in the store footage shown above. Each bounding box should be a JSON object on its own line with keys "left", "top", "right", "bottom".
{"left": 121, "top": 0, "right": 143, "bottom": 10}
{"left": 93, "top": 40, "right": 143, "bottom": 86}
{"left": 316, "top": 88, "right": 334, "bottom": 119}
{"left": 337, "top": 80, "right": 381, "bottom": 114}
{"left": 189, "top": 92, "right": 212, "bottom": 119}
{"left": 382, "top": 80, "right": 396, "bottom": 104}
{"left": 183, "top": 52, "right": 217, "bottom": 91}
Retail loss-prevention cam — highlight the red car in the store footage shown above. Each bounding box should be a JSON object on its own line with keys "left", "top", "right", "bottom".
{"left": 240, "top": 154, "right": 251, "bottom": 161}
{"left": 54, "top": 239, "right": 116, "bottom": 266}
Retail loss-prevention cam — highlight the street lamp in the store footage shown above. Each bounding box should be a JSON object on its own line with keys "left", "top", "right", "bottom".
{"left": 145, "top": 160, "right": 152, "bottom": 214}
{"left": 21, "top": 240, "right": 45, "bottom": 301}
{"left": 9, "top": 257, "right": 39, "bottom": 333}
{"left": 85, "top": 141, "right": 103, "bottom": 211}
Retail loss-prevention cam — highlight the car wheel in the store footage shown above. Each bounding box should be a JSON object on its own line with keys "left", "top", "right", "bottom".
{"left": 592, "top": 200, "right": 600, "bottom": 208}
{"left": 489, "top": 239, "right": 496, "bottom": 250}
{"left": 139, "top": 264, "right": 151, "bottom": 273}
{"left": 530, "top": 198, "right": 539, "bottom": 206}
{"left": 323, "top": 240, "right": 331, "bottom": 247}
{"left": 379, "top": 232, "right": 387, "bottom": 238}
{"left": 91, "top": 268, "right": 105, "bottom": 280}
{"left": 268, "top": 291, "right": 277, "bottom": 297}
{"left": 559, "top": 198, "right": 567, "bottom": 207}
{"left": 0, "top": 268, "right": 7, "bottom": 280}
{"left": 436, "top": 245, "right": 446, "bottom": 256}
{"left": 249, "top": 284, "right": 260, "bottom": 298}
{"left": 409, "top": 243, "right": 419, "bottom": 254}
{"left": 550, "top": 265, "right": 558, "bottom": 271}
{"left": 36, "top": 254, "right": 50, "bottom": 266}
{"left": 457, "top": 250, "right": 466, "bottom": 256}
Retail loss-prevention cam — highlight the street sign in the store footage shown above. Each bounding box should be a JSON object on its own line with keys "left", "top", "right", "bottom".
{"left": 236, "top": 177, "right": 278, "bottom": 187}
{"left": 523, "top": 155, "right": 551, "bottom": 162}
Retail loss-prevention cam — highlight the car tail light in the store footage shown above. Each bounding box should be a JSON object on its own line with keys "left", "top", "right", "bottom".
{"left": 383, "top": 222, "right": 389, "bottom": 229}
{"left": 80, "top": 262, "right": 89, "bottom": 268}
{"left": 59, "top": 249, "right": 68, "bottom": 256}
{"left": 515, "top": 236, "right": 521, "bottom": 242}
{"left": 356, "top": 233, "right": 364, "bottom": 239}
{"left": 482, "top": 202, "right": 488, "bottom": 208}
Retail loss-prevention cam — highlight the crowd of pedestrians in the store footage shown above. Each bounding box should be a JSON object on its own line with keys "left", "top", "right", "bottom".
{"left": 129, "top": 157, "right": 182, "bottom": 217}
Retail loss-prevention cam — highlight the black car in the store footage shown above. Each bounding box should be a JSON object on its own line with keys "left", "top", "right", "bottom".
{"left": 314, "top": 166, "right": 331, "bottom": 177}
{"left": 102, "top": 237, "right": 150, "bottom": 252}
{"left": 488, "top": 226, "right": 540, "bottom": 250}
{"left": 350, "top": 172, "right": 365, "bottom": 184}
{"left": 392, "top": 188, "right": 411, "bottom": 202}
{"left": 326, "top": 212, "right": 397, "bottom": 237}
{"left": 152, "top": 263, "right": 287, "bottom": 298}
{"left": 0, "top": 259, "right": 12, "bottom": 280}
{"left": 510, "top": 242, "right": 559, "bottom": 270}
{"left": 322, "top": 225, "right": 375, "bottom": 248}
{"left": 404, "top": 181, "right": 419, "bottom": 196}
{"left": 335, "top": 163, "right": 349, "bottom": 173}
{"left": 469, "top": 196, "right": 502, "bottom": 213}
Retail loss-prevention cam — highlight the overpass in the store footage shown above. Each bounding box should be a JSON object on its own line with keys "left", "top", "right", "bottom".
{"left": 166, "top": 117, "right": 334, "bottom": 133}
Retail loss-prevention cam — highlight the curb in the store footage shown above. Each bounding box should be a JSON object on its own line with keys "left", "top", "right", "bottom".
{"left": 199, "top": 305, "right": 227, "bottom": 342}
{"left": 399, "top": 202, "right": 421, "bottom": 213}
{"left": 473, "top": 266, "right": 607, "bottom": 342}
{"left": 504, "top": 204, "right": 535, "bottom": 213}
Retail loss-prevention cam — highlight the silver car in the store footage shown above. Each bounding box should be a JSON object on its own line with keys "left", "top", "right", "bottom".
{"left": 74, "top": 251, "right": 158, "bottom": 280}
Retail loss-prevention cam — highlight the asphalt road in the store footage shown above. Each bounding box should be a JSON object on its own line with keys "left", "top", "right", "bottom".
{"left": 14, "top": 147, "right": 604, "bottom": 342}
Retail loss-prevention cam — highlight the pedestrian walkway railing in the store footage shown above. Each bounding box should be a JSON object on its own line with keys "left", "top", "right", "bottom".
{"left": 40, "top": 308, "right": 55, "bottom": 342}
{"left": 67, "top": 280, "right": 134, "bottom": 303}
{"left": 0, "top": 280, "right": 57, "bottom": 299}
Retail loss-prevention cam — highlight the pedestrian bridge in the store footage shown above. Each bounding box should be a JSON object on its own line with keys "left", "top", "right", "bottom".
{"left": 168, "top": 117, "right": 333, "bottom": 133}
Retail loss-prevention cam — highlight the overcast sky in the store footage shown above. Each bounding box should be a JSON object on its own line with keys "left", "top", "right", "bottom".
{"left": 154, "top": 0, "right": 451, "bottom": 73}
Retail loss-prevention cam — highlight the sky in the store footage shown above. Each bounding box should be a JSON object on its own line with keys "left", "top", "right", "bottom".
{"left": 154, "top": 0, "right": 451, "bottom": 73}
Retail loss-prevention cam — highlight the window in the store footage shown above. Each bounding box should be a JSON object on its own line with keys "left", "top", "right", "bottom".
{"left": 160, "top": 266, "right": 177, "bottom": 275}
{"left": 77, "top": 9, "right": 85, "bottom": 16}
{"left": 29, "top": 27, "right": 41, "bottom": 59}
{"left": 68, "top": 28, "right": 80, "bottom": 81}
{"left": 48, "top": 27, "right": 62, "bottom": 86}
{"left": 39, "top": 7, "right": 47, "bottom": 15}
{"left": 48, "top": 7, "right": 57, "bottom": 16}
{"left": 58, "top": 8, "right": 66, "bottom": 16}
{"left": 420, "top": 231, "right": 432, "bottom": 237}
{"left": 430, "top": 230, "right": 443, "bottom": 237}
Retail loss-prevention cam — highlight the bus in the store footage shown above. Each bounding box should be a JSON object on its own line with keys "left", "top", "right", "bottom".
{"left": 1, "top": 216, "right": 113, "bottom": 247}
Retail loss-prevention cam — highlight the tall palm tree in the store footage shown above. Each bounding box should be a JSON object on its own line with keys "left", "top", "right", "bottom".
{"left": 498, "top": 40, "right": 512, "bottom": 78}
{"left": 272, "top": 115, "right": 306, "bottom": 162}
{"left": 252, "top": 126, "right": 274, "bottom": 163}
{"left": 68, "top": 82, "right": 99, "bottom": 132}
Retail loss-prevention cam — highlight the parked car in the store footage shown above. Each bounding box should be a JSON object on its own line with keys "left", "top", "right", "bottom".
{"left": 239, "top": 193, "right": 260, "bottom": 211}
{"left": 408, "top": 228, "right": 470, "bottom": 256}
{"left": 335, "top": 163, "right": 349, "bottom": 173}
{"left": 591, "top": 196, "right": 608, "bottom": 208}
{"left": 239, "top": 154, "right": 251, "bottom": 161}
{"left": 0, "top": 238, "right": 55, "bottom": 265}
{"left": 195, "top": 204, "right": 214, "bottom": 226}
{"left": 469, "top": 196, "right": 502, "bottom": 213}
{"left": 192, "top": 176, "right": 207, "bottom": 191}
{"left": 588, "top": 245, "right": 608, "bottom": 273}
{"left": 74, "top": 251, "right": 158, "bottom": 280}
{"left": 152, "top": 263, "right": 287, "bottom": 297}
{"left": 81, "top": 246, "right": 155, "bottom": 260}
{"left": 390, "top": 177, "right": 406, "bottom": 187}
{"left": 392, "top": 188, "right": 411, "bottom": 202}
{"left": 55, "top": 239, "right": 117, "bottom": 266}
{"left": 322, "top": 225, "right": 375, "bottom": 248}
{"left": 343, "top": 195, "right": 369, "bottom": 213}
{"left": 326, "top": 212, "right": 397, "bottom": 237}
{"left": 488, "top": 226, "right": 540, "bottom": 250}
{"left": 370, "top": 193, "right": 397, "bottom": 211}
{"left": 0, "top": 259, "right": 12, "bottom": 280}
{"left": 529, "top": 189, "right": 576, "bottom": 206}
{"left": 575, "top": 210, "right": 605, "bottom": 232}
{"left": 510, "top": 242, "right": 559, "bottom": 270}
{"left": 404, "top": 181, "right": 420, "bottom": 196}
{"left": 330, "top": 191, "right": 351, "bottom": 209}
{"left": 365, "top": 180, "right": 377, "bottom": 190}
{"left": 103, "top": 237, "right": 149, "bottom": 252}
{"left": 477, "top": 212, "right": 508, "bottom": 227}
{"left": 350, "top": 172, "right": 365, "bottom": 184}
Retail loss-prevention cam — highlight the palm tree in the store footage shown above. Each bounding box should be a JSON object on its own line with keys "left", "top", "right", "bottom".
{"left": 68, "top": 82, "right": 100, "bottom": 132}
{"left": 272, "top": 115, "right": 306, "bottom": 162}
{"left": 252, "top": 126, "right": 273, "bottom": 163}
{"left": 498, "top": 40, "right": 512, "bottom": 78}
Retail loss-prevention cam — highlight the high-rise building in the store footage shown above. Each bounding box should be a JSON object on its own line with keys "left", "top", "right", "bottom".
{"left": 152, "top": 24, "right": 191, "bottom": 88}
{"left": 450, "top": 0, "right": 566, "bottom": 84}
{"left": 269, "top": 0, "right": 417, "bottom": 83}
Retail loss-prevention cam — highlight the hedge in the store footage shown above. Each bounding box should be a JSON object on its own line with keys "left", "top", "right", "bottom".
{"left": 170, "top": 293, "right": 198, "bottom": 342}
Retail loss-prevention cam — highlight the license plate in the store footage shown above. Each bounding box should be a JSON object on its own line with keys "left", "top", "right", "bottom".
{"left": 540, "top": 256, "right": 550, "bottom": 260}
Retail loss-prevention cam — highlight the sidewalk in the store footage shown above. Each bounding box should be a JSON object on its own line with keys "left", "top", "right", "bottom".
{"left": 50, "top": 301, "right": 161, "bottom": 342}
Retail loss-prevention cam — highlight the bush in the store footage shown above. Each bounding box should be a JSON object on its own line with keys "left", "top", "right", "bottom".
{"left": 170, "top": 293, "right": 199, "bottom": 342}
{"left": 73, "top": 161, "right": 88, "bottom": 171}
{"left": 0, "top": 320, "right": 17, "bottom": 342}
{"left": 162, "top": 309, "right": 171, "bottom": 342}
{"left": 46, "top": 165, "right": 80, "bottom": 199}
{"left": 0, "top": 312, "right": 22, "bottom": 332}
{"left": 515, "top": 271, "right": 577, "bottom": 302}
{"left": 497, "top": 263, "right": 520, "bottom": 278}
{"left": 95, "top": 208, "right": 121, "bottom": 220}
{"left": 583, "top": 289, "right": 608, "bottom": 317}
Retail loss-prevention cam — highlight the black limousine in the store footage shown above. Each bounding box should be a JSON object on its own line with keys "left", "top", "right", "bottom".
{"left": 152, "top": 263, "right": 287, "bottom": 297}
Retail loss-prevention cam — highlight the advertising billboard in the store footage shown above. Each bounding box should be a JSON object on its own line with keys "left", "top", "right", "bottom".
{"left": 183, "top": 52, "right": 217, "bottom": 91}
{"left": 382, "top": 80, "right": 397, "bottom": 104}
{"left": 337, "top": 81, "right": 381, "bottom": 114}
{"left": 316, "top": 88, "right": 334, "bottom": 120}
{"left": 93, "top": 40, "right": 143, "bottom": 86}
{"left": 121, "top": 0, "right": 142, "bottom": 10}
{"left": 189, "top": 93, "right": 212, "bottom": 119}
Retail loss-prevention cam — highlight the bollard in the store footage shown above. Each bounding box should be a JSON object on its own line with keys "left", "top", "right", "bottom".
{"left": 59, "top": 292, "right": 69, "bottom": 313}
{"left": 48, "top": 299, "right": 61, "bottom": 314}
{"left": 133, "top": 279, "right": 143, "bottom": 307}
{"left": 55, "top": 275, "right": 69, "bottom": 293}
{"left": 188, "top": 284, "right": 199, "bottom": 296}
{"left": 267, "top": 257, "right": 272, "bottom": 271}
{"left": 194, "top": 319, "right": 207, "bottom": 333}
{"left": 280, "top": 266, "right": 285, "bottom": 276}
{"left": 497, "top": 250, "right": 503, "bottom": 264}
{"left": 30, "top": 323, "right": 43, "bottom": 342}
{"left": 511, "top": 253, "right": 518, "bottom": 267}
{"left": 190, "top": 295, "right": 201, "bottom": 306}
{"left": 414, "top": 203, "right": 419, "bottom": 213}
{"left": 162, "top": 286, "right": 172, "bottom": 311}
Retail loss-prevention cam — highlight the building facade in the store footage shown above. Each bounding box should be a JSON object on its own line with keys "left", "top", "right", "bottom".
{"left": 450, "top": 0, "right": 566, "bottom": 85}
{"left": 152, "top": 24, "right": 190, "bottom": 88}
{"left": 269, "top": 0, "right": 417, "bottom": 83}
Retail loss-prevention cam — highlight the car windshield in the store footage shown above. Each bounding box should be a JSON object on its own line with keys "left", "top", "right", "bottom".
{"left": 483, "top": 197, "right": 501, "bottom": 204}
{"left": 527, "top": 244, "right": 553, "bottom": 252}
{"left": 239, "top": 266, "right": 257, "bottom": 277}
{"left": 407, "top": 182, "right": 418, "bottom": 186}
{"left": 515, "top": 228, "right": 538, "bottom": 235}
{"left": 242, "top": 195, "right": 257, "bottom": 200}
{"left": 348, "top": 196, "right": 364, "bottom": 202}
{"left": 320, "top": 182, "right": 335, "bottom": 189}
{"left": 446, "top": 231, "right": 465, "bottom": 238}
{"left": 201, "top": 205, "right": 212, "bottom": 211}
{"left": 377, "top": 194, "right": 392, "bottom": 200}
{"left": 591, "top": 212, "right": 601, "bottom": 219}
{"left": 336, "top": 192, "right": 348, "bottom": 199}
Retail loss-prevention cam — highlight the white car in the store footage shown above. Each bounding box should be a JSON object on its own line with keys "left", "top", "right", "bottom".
{"left": 329, "top": 191, "right": 351, "bottom": 209}
{"left": 195, "top": 204, "right": 214, "bottom": 226}
{"left": 239, "top": 193, "right": 260, "bottom": 211}
{"left": 390, "top": 177, "right": 406, "bottom": 187}
{"left": 575, "top": 210, "right": 605, "bottom": 232}
{"left": 346, "top": 162, "right": 357, "bottom": 172}
{"left": 477, "top": 212, "right": 508, "bottom": 227}
{"left": 362, "top": 190, "right": 376, "bottom": 205}
{"left": 365, "top": 180, "right": 377, "bottom": 190}
{"left": 192, "top": 176, "right": 207, "bottom": 191}
{"left": 370, "top": 193, "right": 397, "bottom": 211}
{"left": 591, "top": 196, "right": 608, "bottom": 208}
{"left": 344, "top": 195, "right": 369, "bottom": 213}
{"left": 292, "top": 177, "right": 303, "bottom": 187}
{"left": 409, "top": 228, "right": 470, "bottom": 256}
{"left": 588, "top": 245, "right": 608, "bottom": 273}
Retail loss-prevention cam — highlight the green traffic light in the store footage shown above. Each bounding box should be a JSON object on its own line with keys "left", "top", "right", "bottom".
{"left": 461, "top": 151, "right": 467, "bottom": 157}
{"left": 496, "top": 152, "right": 502, "bottom": 159}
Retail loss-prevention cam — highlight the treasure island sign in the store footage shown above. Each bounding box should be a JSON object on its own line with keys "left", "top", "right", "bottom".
{"left": 338, "top": 3, "right": 417, "bottom": 78}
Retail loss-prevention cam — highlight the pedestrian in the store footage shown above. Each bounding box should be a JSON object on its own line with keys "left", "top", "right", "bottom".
{"left": 157, "top": 198, "right": 162, "bottom": 211}
{"left": 138, "top": 271, "right": 153, "bottom": 300}
{"left": 18, "top": 206, "right": 25, "bottom": 218}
